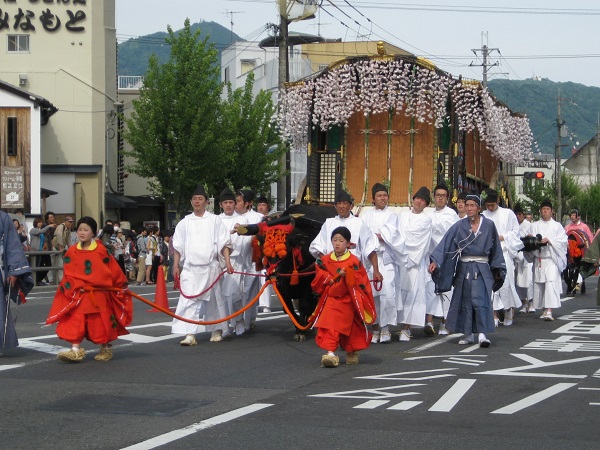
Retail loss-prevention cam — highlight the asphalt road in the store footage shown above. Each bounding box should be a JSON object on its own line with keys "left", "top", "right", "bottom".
{"left": 1, "top": 278, "right": 600, "bottom": 450}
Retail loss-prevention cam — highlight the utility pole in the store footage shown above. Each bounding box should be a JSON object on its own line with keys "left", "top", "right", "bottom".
{"left": 470, "top": 32, "right": 499, "bottom": 87}
{"left": 556, "top": 91, "right": 566, "bottom": 222}
{"left": 222, "top": 10, "right": 244, "bottom": 44}
{"left": 277, "top": 14, "right": 290, "bottom": 211}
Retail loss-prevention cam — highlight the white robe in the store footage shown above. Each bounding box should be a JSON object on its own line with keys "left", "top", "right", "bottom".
{"left": 310, "top": 214, "right": 378, "bottom": 265}
{"left": 171, "top": 212, "right": 232, "bottom": 335}
{"left": 515, "top": 219, "right": 534, "bottom": 300}
{"left": 237, "top": 209, "right": 264, "bottom": 330}
{"left": 219, "top": 212, "right": 249, "bottom": 327}
{"left": 528, "top": 218, "right": 568, "bottom": 309}
{"left": 396, "top": 210, "right": 432, "bottom": 327}
{"left": 483, "top": 207, "right": 523, "bottom": 309}
{"left": 425, "top": 206, "right": 459, "bottom": 317}
{"left": 361, "top": 206, "right": 398, "bottom": 327}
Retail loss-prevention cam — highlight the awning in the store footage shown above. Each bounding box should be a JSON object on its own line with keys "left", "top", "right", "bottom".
{"left": 125, "top": 195, "right": 163, "bottom": 207}
{"left": 41, "top": 187, "right": 58, "bottom": 197}
{"left": 106, "top": 192, "right": 138, "bottom": 209}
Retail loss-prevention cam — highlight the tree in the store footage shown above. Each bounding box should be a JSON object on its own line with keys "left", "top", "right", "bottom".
{"left": 123, "top": 19, "right": 227, "bottom": 219}
{"left": 219, "top": 73, "right": 284, "bottom": 198}
{"left": 577, "top": 182, "right": 600, "bottom": 232}
{"left": 522, "top": 171, "right": 582, "bottom": 222}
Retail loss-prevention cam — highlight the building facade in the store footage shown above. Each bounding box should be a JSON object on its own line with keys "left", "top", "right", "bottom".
{"left": 0, "top": 0, "right": 117, "bottom": 221}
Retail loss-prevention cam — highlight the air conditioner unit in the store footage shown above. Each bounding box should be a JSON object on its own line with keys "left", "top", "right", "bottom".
{"left": 19, "top": 74, "right": 27, "bottom": 86}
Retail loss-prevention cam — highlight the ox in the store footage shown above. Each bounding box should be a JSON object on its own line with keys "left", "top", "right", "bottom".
{"left": 241, "top": 204, "right": 336, "bottom": 341}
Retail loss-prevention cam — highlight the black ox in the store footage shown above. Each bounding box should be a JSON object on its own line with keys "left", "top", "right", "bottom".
{"left": 242, "top": 204, "right": 336, "bottom": 341}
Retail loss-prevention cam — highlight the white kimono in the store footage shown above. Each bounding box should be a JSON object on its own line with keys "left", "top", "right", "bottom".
{"left": 515, "top": 219, "right": 534, "bottom": 300}
{"left": 219, "top": 212, "right": 249, "bottom": 327}
{"left": 483, "top": 207, "right": 523, "bottom": 310}
{"left": 309, "top": 214, "right": 378, "bottom": 266}
{"left": 425, "top": 206, "right": 459, "bottom": 317}
{"left": 361, "top": 206, "right": 398, "bottom": 327}
{"left": 171, "top": 212, "right": 232, "bottom": 335}
{"left": 237, "top": 209, "right": 264, "bottom": 330}
{"left": 396, "top": 210, "right": 432, "bottom": 327}
{"left": 527, "top": 218, "right": 568, "bottom": 309}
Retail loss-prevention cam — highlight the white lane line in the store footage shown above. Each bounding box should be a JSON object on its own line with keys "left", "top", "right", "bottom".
{"left": 442, "top": 360, "right": 481, "bottom": 366}
{"left": 405, "top": 334, "right": 463, "bottom": 353}
{"left": 579, "top": 387, "right": 600, "bottom": 390}
{"left": 16, "top": 339, "right": 66, "bottom": 355}
{"left": 428, "top": 379, "right": 477, "bottom": 412}
{"left": 0, "top": 363, "right": 26, "bottom": 371}
{"left": 353, "top": 400, "right": 390, "bottom": 409}
{"left": 459, "top": 344, "right": 481, "bottom": 353}
{"left": 491, "top": 383, "right": 577, "bottom": 415}
{"left": 388, "top": 401, "right": 422, "bottom": 411}
{"left": 120, "top": 403, "right": 273, "bottom": 450}
{"left": 590, "top": 403, "right": 600, "bottom": 406}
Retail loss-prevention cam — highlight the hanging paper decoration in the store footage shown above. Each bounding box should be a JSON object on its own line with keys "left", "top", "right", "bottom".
{"left": 277, "top": 56, "right": 533, "bottom": 165}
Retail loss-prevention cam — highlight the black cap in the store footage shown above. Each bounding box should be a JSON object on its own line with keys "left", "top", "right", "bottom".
{"left": 513, "top": 203, "right": 524, "bottom": 214}
{"left": 237, "top": 189, "right": 255, "bottom": 203}
{"left": 335, "top": 190, "right": 353, "bottom": 204}
{"left": 220, "top": 188, "right": 236, "bottom": 203}
{"left": 371, "top": 182, "right": 388, "bottom": 199}
{"left": 193, "top": 184, "right": 209, "bottom": 199}
{"left": 482, "top": 188, "right": 498, "bottom": 203}
{"left": 413, "top": 186, "right": 431, "bottom": 205}
{"left": 256, "top": 195, "right": 270, "bottom": 205}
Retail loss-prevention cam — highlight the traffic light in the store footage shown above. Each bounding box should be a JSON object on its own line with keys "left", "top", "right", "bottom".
{"left": 523, "top": 171, "right": 545, "bottom": 180}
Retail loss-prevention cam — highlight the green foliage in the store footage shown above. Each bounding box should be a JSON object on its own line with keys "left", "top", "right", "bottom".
{"left": 219, "top": 73, "right": 284, "bottom": 197}
{"left": 577, "top": 183, "right": 600, "bottom": 231}
{"left": 522, "top": 171, "right": 583, "bottom": 221}
{"left": 488, "top": 78, "right": 600, "bottom": 159}
{"left": 123, "top": 19, "right": 226, "bottom": 218}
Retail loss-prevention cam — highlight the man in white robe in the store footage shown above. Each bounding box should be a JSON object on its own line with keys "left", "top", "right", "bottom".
{"left": 218, "top": 188, "right": 249, "bottom": 337}
{"left": 234, "top": 189, "right": 264, "bottom": 334}
{"left": 361, "top": 183, "right": 398, "bottom": 344}
{"left": 425, "top": 184, "right": 458, "bottom": 335}
{"left": 310, "top": 190, "right": 382, "bottom": 281}
{"left": 396, "top": 186, "right": 432, "bottom": 342}
{"left": 525, "top": 199, "right": 567, "bottom": 321}
{"left": 482, "top": 188, "right": 523, "bottom": 327}
{"left": 255, "top": 195, "right": 274, "bottom": 313}
{"left": 172, "top": 185, "right": 233, "bottom": 346}
{"left": 514, "top": 204, "right": 535, "bottom": 313}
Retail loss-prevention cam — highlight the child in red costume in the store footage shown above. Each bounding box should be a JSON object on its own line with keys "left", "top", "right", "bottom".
{"left": 311, "top": 226, "right": 376, "bottom": 367}
{"left": 46, "top": 216, "right": 133, "bottom": 362}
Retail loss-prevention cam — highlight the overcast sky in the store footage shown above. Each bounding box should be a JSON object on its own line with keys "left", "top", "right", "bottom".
{"left": 116, "top": 0, "right": 600, "bottom": 88}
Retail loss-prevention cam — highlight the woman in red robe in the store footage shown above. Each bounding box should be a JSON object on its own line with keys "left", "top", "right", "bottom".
{"left": 46, "top": 216, "right": 133, "bottom": 362}
{"left": 311, "top": 226, "right": 376, "bottom": 367}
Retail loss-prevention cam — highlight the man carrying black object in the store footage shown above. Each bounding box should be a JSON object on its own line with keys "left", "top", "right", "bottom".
{"left": 429, "top": 193, "right": 506, "bottom": 348}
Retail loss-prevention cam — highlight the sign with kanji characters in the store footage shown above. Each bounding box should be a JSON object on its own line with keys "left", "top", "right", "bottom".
{"left": 1, "top": 166, "right": 24, "bottom": 208}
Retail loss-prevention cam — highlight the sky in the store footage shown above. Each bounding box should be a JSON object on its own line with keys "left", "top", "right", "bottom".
{"left": 116, "top": 0, "right": 600, "bottom": 88}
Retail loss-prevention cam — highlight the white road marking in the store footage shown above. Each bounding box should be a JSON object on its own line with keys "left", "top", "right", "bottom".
{"left": 356, "top": 368, "right": 457, "bottom": 381}
{"left": 491, "top": 383, "right": 577, "bottom": 414}
{"left": 353, "top": 400, "right": 390, "bottom": 409}
{"left": 428, "top": 379, "right": 476, "bottom": 412}
{"left": 309, "top": 384, "right": 424, "bottom": 400}
{"left": 474, "top": 354, "right": 600, "bottom": 379}
{"left": 405, "top": 334, "right": 462, "bottom": 353}
{"left": 16, "top": 339, "right": 66, "bottom": 355}
{"left": 387, "top": 401, "right": 422, "bottom": 410}
{"left": 459, "top": 344, "right": 481, "bottom": 353}
{"left": 442, "top": 357, "right": 485, "bottom": 366}
{"left": 0, "top": 363, "right": 25, "bottom": 371}
{"left": 120, "top": 403, "right": 273, "bottom": 450}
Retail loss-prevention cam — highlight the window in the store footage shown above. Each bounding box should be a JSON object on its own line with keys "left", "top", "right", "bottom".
{"left": 7, "top": 117, "right": 17, "bottom": 157}
{"left": 240, "top": 59, "right": 255, "bottom": 75}
{"left": 8, "top": 35, "right": 29, "bottom": 53}
{"left": 224, "top": 66, "right": 230, "bottom": 83}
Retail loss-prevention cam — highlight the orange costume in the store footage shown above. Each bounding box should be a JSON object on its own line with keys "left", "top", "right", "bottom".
{"left": 311, "top": 251, "right": 376, "bottom": 353}
{"left": 46, "top": 240, "right": 133, "bottom": 344}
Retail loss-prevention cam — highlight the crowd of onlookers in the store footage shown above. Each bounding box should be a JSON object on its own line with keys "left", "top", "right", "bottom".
{"left": 8, "top": 209, "right": 173, "bottom": 287}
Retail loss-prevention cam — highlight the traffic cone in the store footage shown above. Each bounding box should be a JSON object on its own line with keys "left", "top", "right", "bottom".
{"left": 148, "top": 265, "right": 170, "bottom": 312}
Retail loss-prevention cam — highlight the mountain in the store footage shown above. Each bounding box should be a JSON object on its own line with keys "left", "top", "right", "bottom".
{"left": 117, "top": 21, "right": 243, "bottom": 77}
{"left": 487, "top": 78, "right": 600, "bottom": 159}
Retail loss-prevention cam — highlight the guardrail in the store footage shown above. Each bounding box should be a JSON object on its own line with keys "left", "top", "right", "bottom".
{"left": 25, "top": 250, "right": 63, "bottom": 286}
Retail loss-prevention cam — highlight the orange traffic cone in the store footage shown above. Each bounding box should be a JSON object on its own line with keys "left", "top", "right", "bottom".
{"left": 148, "top": 265, "right": 170, "bottom": 312}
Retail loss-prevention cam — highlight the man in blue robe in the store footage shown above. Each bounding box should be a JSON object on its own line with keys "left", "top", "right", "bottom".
{"left": 0, "top": 210, "right": 34, "bottom": 355}
{"left": 428, "top": 194, "right": 506, "bottom": 348}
